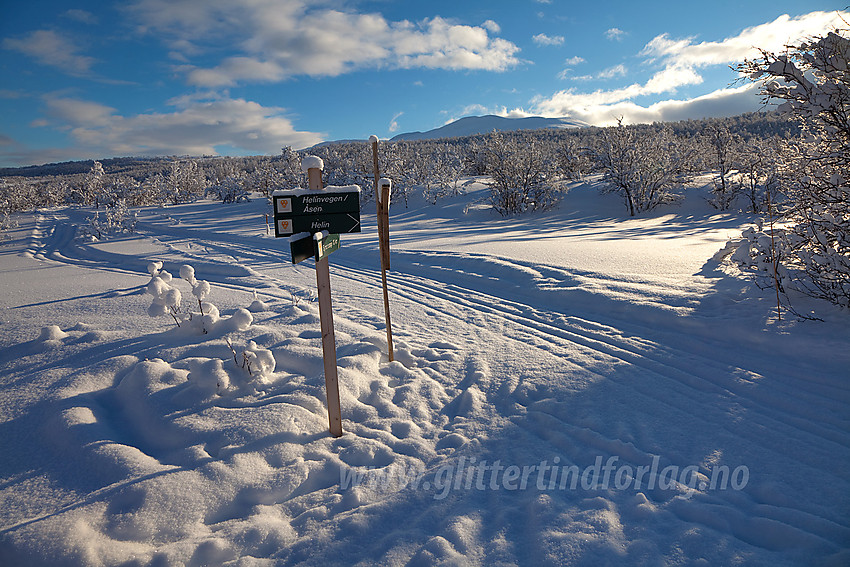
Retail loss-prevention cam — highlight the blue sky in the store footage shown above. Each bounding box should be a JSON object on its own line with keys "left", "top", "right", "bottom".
{"left": 0, "top": 1, "right": 846, "bottom": 167}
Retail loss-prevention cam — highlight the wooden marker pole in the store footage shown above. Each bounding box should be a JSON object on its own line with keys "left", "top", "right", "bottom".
{"left": 378, "top": 178, "right": 394, "bottom": 362}
{"left": 371, "top": 137, "right": 385, "bottom": 259}
{"left": 370, "top": 137, "right": 394, "bottom": 362}
{"left": 307, "top": 161, "right": 343, "bottom": 437}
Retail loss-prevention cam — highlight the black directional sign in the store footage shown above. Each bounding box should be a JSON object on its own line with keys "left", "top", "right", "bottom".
{"left": 275, "top": 212, "right": 360, "bottom": 236}
{"left": 289, "top": 232, "right": 315, "bottom": 264}
{"left": 275, "top": 192, "right": 359, "bottom": 216}
{"left": 274, "top": 189, "right": 361, "bottom": 238}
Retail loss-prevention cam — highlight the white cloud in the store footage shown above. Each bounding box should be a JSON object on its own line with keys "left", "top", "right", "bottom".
{"left": 127, "top": 0, "right": 521, "bottom": 87}
{"left": 597, "top": 64, "right": 628, "bottom": 80}
{"left": 37, "top": 95, "right": 325, "bottom": 157}
{"left": 450, "top": 104, "right": 491, "bottom": 120}
{"left": 527, "top": 83, "right": 762, "bottom": 127}
{"left": 564, "top": 63, "right": 628, "bottom": 82}
{"left": 44, "top": 98, "right": 116, "bottom": 127}
{"left": 533, "top": 33, "right": 565, "bottom": 47}
{"left": 605, "top": 28, "right": 626, "bottom": 42}
{"left": 531, "top": 10, "right": 848, "bottom": 125}
{"left": 557, "top": 56, "right": 586, "bottom": 79}
{"left": 0, "top": 89, "right": 26, "bottom": 99}
{"left": 389, "top": 111, "right": 404, "bottom": 133}
{"left": 64, "top": 9, "right": 98, "bottom": 25}
{"left": 2, "top": 30, "right": 96, "bottom": 75}
{"left": 184, "top": 58, "right": 287, "bottom": 88}
{"left": 641, "top": 11, "right": 845, "bottom": 67}
{"left": 482, "top": 20, "right": 501, "bottom": 34}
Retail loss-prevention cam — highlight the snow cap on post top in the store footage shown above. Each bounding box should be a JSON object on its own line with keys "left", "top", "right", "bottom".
{"left": 378, "top": 178, "right": 392, "bottom": 206}
{"left": 301, "top": 155, "right": 324, "bottom": 172}
{"left": 369, "top": 135, "right": 379, "bottom": 144}
{"left": 302, "top": 155, "right": 324, "bottom": 191}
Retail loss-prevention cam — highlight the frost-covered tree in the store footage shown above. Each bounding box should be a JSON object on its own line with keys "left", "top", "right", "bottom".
{"left": 85, "top": 198, "right": 137, "bottom": 240}
{"left": 383, "top": 141, "right": 424, "bottom": 207}
{"left": 590, "top": 121, "right": 695, "bottom": 216}
{"left": 424, "top": 143, "right": 465, "bottom": 203}
{"left": 481, "top": 130, "right": 563, "bottom": 215}
{"left": 556, "top": 137, "right": 592, "bottom": 180}
{"left": 206, "top": 175, "right": 250, "bottom": 203}
{"left": 273, "top": 146, "right": 303, "bottom": 190}
{"left": 71, "top": 161, "right": 108, "bottom": 207}
{"left": 165, "top": 160, "right": 206, "bottom": 204}
{"left": 735, "top": 28, "right": 850, "bottom": 308}
{"left": 704, "top": 124, "right": 741, "bottom": 210}
{"left": 737, "top": 137, "right": 783, "bottom": 214}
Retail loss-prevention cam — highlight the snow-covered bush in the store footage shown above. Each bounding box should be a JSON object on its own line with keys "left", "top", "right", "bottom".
{"left": 556, "top": 137, "right": 592, "bottom": 180}
{"left": 206, "top": 175, "right": 250, "bottom": 203}
{"left": 423, "top": 144, "right": 465, "bottom": 204}
{"left": 736, "top": 28, "right": 850, "bottom": 308}
{"left": 163, "top": 160, "right": 206, "bottom": 204}
{"left": 70, "top": 161, "right": 108, "bottom": 208}
{"left": 737, "top": 138, "right": 783, "bottom": 214}
{"left": 1, "top": 209, "right": 17, "bottom": 238}
{"left": 729, "top": 224, "right": 791, "bottom": 292}
{"left": 703, "top": 124, "right": 741, "bottom": 210}
{"left": 144, "top": 262, "right": 252, "bottom": 333}
{"left": 226, "top": 339, "right": 276, "bottom": 380}
{"left": 84, "top": 199, "right": 137, "bottom": 239}
{"left": 589, "top": 120, "right": 695, "bottom": 216}
{"left": 481, "top": 131, "right": 564, "bottom": 216}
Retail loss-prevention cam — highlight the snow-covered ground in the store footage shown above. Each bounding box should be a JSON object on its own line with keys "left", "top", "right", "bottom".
{"left": 1, "top": 180, "right": 848, "bottom": 566}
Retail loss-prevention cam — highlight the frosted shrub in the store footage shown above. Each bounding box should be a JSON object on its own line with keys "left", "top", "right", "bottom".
{"left": 704, "top": 124, "right": 741, "bottom": 211}
{"left": 243, "top": 342, "right": 275, "bottom": 377}
{"left": 590, "top": 120, "right": 695, "bottom": 216}
{"left": 144, "top": 262, "right": 253, "bottom": 333}
{"left": 730, "top": 225, "right": 792, "bottom": 290}
{"left": 423, "top": 144, "right": 465, "bottom": 204}
{"left": 146, "top": 262, "right": 181, "bottom": 325}
{"left": 206, "top": 175, "right": 250, "bottom": 203}
{"left": 482, "top": 131, "right": 564, "bottom": 216}
{"left": 737, "top": 138, "right": 783, "bottom": 214}
{"left": 84, "top": 199, "right": 137, "bottom": 240}
{"left": 736, "top": 29, "right": 850, "bottom": 308}
{"left": 226, "top": 339, "right": 275, "bottom": 381}
{"left": 1, "top": 210, "right": 16, "bottom": 239}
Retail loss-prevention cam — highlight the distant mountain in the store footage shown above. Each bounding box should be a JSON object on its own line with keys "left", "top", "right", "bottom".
{"left": 390, "top": 115, "right": 587, "bottom": 141}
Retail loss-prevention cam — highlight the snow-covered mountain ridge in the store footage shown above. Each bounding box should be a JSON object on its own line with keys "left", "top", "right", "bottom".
{"left": 390, "top": 114, "right": 587, "bottom": 141}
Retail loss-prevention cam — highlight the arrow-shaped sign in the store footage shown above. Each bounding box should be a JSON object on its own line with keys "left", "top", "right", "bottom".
{"left": 275, "top": 212, "right": 360, "bottom": 237}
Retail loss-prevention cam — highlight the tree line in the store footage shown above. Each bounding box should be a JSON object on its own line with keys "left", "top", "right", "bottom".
{"left": 0, "top": 111, "right": 798, "bottom": 221}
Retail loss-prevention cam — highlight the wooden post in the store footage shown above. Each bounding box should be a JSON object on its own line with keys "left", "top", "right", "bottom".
{"left": 371, "top": 136, "right": 385, "bottom": 260}
{"left": 316, "top": 254, "right": 343, "bottom": 437}
{"left": 306, "top": 158, "right": 343, "bottom": 437}
{"left": 370, "top": 136, "right": 394, "bottom": 362}
{"left": 378, "top": 179, "right": 394, "bottom": 362}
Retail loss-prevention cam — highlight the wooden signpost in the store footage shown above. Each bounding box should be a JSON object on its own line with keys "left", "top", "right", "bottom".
{"left": 272, "top": 156, "right": 360, "bottom": 437}
{"left": 370, "top": 136, "right": 395, "bottom": 362}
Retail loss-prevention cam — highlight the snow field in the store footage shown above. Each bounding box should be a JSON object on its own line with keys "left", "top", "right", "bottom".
{"left": 0, "top": 180, "right": 848, "bottom": 565}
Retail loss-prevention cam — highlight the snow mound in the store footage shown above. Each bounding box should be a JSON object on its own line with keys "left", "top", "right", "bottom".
{"left": 38, "top": 325, "right": 68, "bottom": 341}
